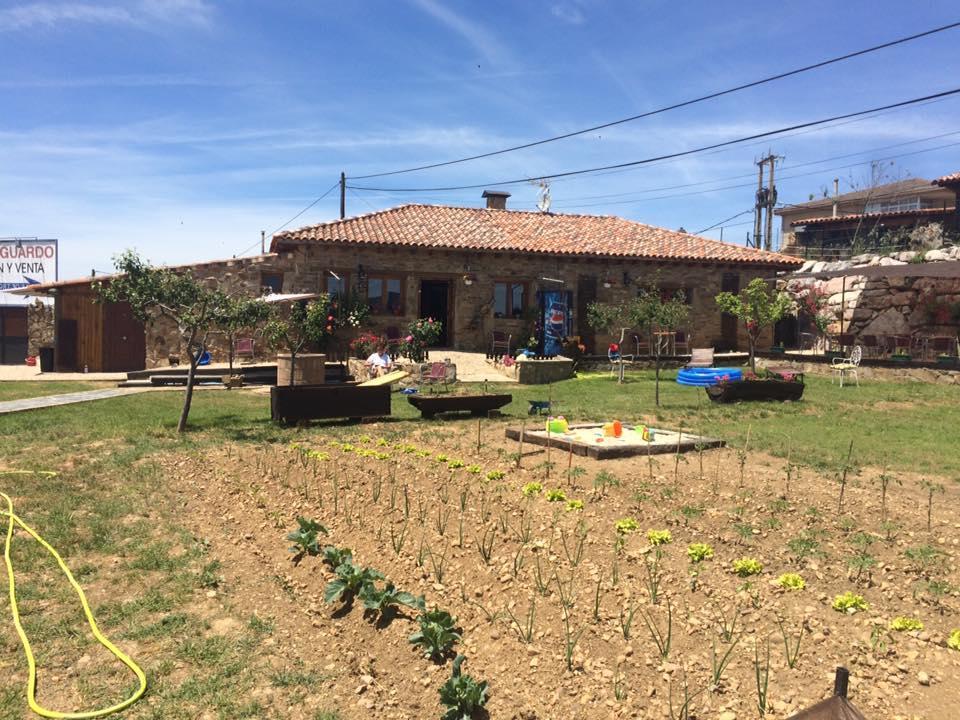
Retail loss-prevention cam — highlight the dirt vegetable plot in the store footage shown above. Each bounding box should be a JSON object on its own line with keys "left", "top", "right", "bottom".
{"left": 167, "top": 421, "right": 960, "bottom": 720}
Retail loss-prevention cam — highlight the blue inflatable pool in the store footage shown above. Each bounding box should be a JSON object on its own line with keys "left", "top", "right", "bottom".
{"left": 676, "top": 367, "right": 743, "bottom": 387}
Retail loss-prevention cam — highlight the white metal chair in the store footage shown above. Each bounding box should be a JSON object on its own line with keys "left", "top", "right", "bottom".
{"left": 831, "top": 345, "right": 862, "bottom": 387}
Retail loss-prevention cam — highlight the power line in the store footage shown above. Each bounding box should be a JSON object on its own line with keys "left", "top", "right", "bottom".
{"left": 696, "top": 210, "right": 755, "bottom": 235}
{"left": 235, "top": 181, "right": 341, "bottom": 256}
{"left": 348, "top": 87, "right": 960, "bottom": 193}
{"left": 350, "top": 21, "right": 960, "bottom": 180}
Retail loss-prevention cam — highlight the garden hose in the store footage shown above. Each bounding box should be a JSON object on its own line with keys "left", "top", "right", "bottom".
{"left": 1, "top": 471, "right": 147, "bottom": 718}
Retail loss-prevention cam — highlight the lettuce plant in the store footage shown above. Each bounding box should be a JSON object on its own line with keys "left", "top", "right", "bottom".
{"left": 832, "top": 591, "right": 868, "bottom": 614}
{"left": 521, "top": 482, "right": 543, "bottom": 497}
{"left": 687, "top": 543, "right": 714, "bottom": 563}
{"left": 732, "top": 557, "right": 763, "bottom": 577}
{"left": 647, "top": 529, "right": 672, "bottom": 546}
{"left": 545, "top": 489, "right": 567, "bottom": 502}
{"left": 949, "top": 629, "right": 960, "bottom": 651}
{"left": 466, "top": 464, "right": 482, "bottom": 474}
{"left": 614, "top": 517, "right": 639, "bottom": 534}
{"left": 485, "top": 470, "right": 505, "bottom": 481}
{"left": 565, "top": 499, "right": 584, "bottom": 512}
{"left": 889, "top": 616, "right": 923, "bottom": 632}
{"left": 776, "top": 573, "right": 805, "bottom": 590}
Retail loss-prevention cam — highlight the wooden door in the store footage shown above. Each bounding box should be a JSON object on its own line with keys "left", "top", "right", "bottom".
{"left": 102, "top": 302, "right": 146, "bottom": 371}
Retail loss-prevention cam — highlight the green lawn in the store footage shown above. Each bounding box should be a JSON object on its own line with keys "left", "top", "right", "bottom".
{"left": 0, "top": 381, "right": 114, "bottom": 402}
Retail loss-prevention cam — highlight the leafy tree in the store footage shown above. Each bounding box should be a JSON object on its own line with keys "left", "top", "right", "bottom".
{"left": 262, "top": 296, "right": 335, "bottom": 386}
{"left": 213, "top": 294, "right": 271, "bottom": 374}
{"left": 95, "top": 249, "right": 229, "bottom": 433}
{"left": 587, "top": 276, "right": 689, "bottom": 405}
{"left": 715, "top": 278, "right": 792, "bottom": 372}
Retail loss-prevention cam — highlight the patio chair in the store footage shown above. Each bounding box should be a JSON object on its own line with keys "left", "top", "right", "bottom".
{"left": 685, "top": 347, "right": 715, "bottom": 368}
{"left": 491, "top": 330, "right": 512, "bottom": 358}
{"left": 631, "top": 332, "right": 649, "bottom": 357}
{"left": 831, "top": 345, "right": 862, "bottom": 387}
{"left": 234, "top": 337, "right": 255, "bottom": 360}
{"left": 929, "top": 335, "right": 955, "bottom": 359}
{"left": 421, "top": 361, "right": 450, "bottom": 393}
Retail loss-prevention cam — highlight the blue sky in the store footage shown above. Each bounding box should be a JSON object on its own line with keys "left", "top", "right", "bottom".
{"left": 1, "top": 0, "right": 958, "bottom": 280}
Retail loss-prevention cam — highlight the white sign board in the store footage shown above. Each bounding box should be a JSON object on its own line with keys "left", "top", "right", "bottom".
{"left": 0, "top": 239, "right": 58, "bottom": 306}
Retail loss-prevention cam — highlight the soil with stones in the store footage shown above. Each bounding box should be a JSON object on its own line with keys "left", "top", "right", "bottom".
{"left": 164, "top": 419, "right": 960, "bottom": 720}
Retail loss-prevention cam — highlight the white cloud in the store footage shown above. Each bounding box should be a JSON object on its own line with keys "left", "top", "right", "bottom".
{"left": 551, "top": 2, "right": 585, "bottom": 25}
{"left": 0, "top": 0, "right": 213, "bottom": 32}
{"left": 409, "top": 0, "right": 510, "bottom": 66}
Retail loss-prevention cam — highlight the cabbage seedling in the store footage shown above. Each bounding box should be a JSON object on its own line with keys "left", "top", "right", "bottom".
{"left": 439, "top": 655, "right": 488, "bottom": 720}
{"left": 287, "top": 517, "right": 328, "bottom": 557}
{"left": 409, "top": 609, "right": 461, "bottom": 661}
{"left": 324, "top": 561, "right": 384, "bottom": 604}
{"left": 360, "top": 582, "right": 424, "bottom": 620}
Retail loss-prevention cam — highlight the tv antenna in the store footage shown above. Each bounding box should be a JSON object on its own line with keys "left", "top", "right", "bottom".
{"left": 534, "top": 179, "right": 552, "bottom": 213}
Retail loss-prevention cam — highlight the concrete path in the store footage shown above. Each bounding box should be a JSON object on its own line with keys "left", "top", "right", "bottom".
{"left": 429, "top": 350, "right": 515, "bottom": 383}
{"left": 0, "top": 387, "right": 151, "bottom": 415}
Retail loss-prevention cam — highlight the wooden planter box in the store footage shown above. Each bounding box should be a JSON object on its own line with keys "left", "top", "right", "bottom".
{"left": 277, "top": 353, "right": 326, "bottom": 386}
{"left": 706, "top": 379, "right": 804, "bottom": 403}
{"left": 271, "top": 384, "right": 390, "bottom": 425}
{"left": 408, "top": 394, "right": 512, "bottom": 419}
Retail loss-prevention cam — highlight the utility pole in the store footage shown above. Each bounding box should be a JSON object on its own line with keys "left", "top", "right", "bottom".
{"left": 753, "top": 154, "right": 781, "bottom": 251}
{"left": 339, "top": 172, "right": 346, "bottom": 219}
{"left": 753, "top": 160, "right": 765, "bottom": 249}
{"left": 764, "top": 155, "right": 779, "bottom": 251}
{"left": 260, "top": 230, "right": 265, "bottom": 254}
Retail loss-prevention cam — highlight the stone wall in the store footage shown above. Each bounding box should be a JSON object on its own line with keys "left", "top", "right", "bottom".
{"left": 129, "top": 244, "right": 781, "bottom": 368}
{"left": 26, "top": 300, "right": 54, "bottom": 357}
{"left": 783, "top": 248, "right": 960, "bottom": 344}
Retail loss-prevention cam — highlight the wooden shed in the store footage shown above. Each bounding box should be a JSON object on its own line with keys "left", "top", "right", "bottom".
{"left": 13, "top": 279, "right": 145, "bottom": 372}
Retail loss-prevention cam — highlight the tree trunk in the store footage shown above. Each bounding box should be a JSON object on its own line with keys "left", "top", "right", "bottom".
{"left": 289, "top": 351, "right": 297, "bottom": 387}
{"left": 178, "top": 348, "right": 200, "bottom": 433}
{"left": 227, "top": 333, "right": 235, "bottom": 375}
{"left": 654, "top": 357, "right": 661, "bottom": 406}
{"left": 748, "top": 338, "right": 757, "bottom": 373}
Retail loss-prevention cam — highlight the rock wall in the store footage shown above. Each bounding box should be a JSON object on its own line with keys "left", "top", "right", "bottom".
{"left": 26, "top": 300, "right": 54, "bottom": 357}
{"left": 784, "top": 247, "right": 960, "bottom": 343}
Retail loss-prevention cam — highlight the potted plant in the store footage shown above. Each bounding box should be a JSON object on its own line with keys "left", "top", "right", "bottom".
{"left": 264, "top": 297, "right": 335, "bottom": 386}
{"left": 936, "top": 354, "right": 957, "bottom": 369}
{"left": 705, "top": 368, "right": 805, "bottom": 403}
{"left": 890, "top": 349, "right": 912, "bottom": 363}
{"left": 769, "top": 345, "right": 786, "bottom": 355}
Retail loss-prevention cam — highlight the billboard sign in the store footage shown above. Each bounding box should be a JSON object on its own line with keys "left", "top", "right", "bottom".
{"left": 0, "top": 239, "right": 58, "bottom": 306}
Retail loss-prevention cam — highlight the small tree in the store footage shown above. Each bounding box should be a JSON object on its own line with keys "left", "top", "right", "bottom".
{"left": 213, "top": 295, "right": 272, "bottom": 374}
{"left": 715, "top": 278, "right": 792, "bottom": 372}
{"left": 587, "top": 277, "right": 689, "bottom": 404}
{"left": 262, "top": 297, "right": 334, "bottom": 386}
{"left": 96, "top": 249, "right": 228, "bottom": 433}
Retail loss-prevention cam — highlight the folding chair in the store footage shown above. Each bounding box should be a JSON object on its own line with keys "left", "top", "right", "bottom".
{"left": 491, "top": 330, "right": 512, "bottom": 357}
{"left": 422, "top": 361, "right": 449, "bottom": 393}
{"left": 234, "top": 337, "right": 255, "bottom": 361}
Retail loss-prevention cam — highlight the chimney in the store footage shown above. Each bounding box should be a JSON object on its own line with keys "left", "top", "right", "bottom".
{"left": 482, "top": 190, "right": 511, "bottom": 210}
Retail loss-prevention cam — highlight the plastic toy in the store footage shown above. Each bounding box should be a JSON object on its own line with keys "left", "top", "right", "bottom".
{"left": 602, "top": 420, "right": 623, "bottom": 437}
{"left": 546, "top": 416, "right": 569, "bottom": 434}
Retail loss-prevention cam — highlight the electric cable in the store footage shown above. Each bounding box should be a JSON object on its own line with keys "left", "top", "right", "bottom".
{"left": 346, "top": 87, "right": 960, "bottom": 193}
{"left": 235, "top": 181, "right": 341, "bottom": 256}
{"left": 1, "top": 471, "right": 147, "bottom": 719}
{"left": 350, "top": 21, "right": 960, "bottom": 180}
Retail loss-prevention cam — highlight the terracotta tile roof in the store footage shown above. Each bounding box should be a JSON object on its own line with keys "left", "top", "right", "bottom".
{"left": 272, "top": 204, "right": 801, "bottom": 266}
{"left": 791, "top": 206, "right": 955, "bottom": 227}
{"left": 933, "top": 172, "right": 960, "bottom": 186}
{"left": 775, "top": 178, "right": 938, "bottom": 214}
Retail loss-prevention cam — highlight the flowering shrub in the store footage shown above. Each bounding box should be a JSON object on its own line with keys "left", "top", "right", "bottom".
{"left": 647, "top": 529, "right": 672, "bottom": 546}
{"left": 832, "top": 591, "right": 868, "bottom": 614}
{"left": 889, "top": 617, "right": 923, "bottom": 632}
{"left": 777, "top": 572, "right": 805, "bottom": 590}
{"left": 349, "top": 333, "right": 385, "bottom": 359}
{"left": 732, "top": 557, "right": 763, "bottom": 577}
{"left": 687, "top": 543, "right": 714, "bottom": 563}
{"left": 400, "top": 317, "right": 442, "bottom": 363}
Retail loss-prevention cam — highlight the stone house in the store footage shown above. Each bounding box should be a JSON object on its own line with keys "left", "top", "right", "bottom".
{"left": 776, "top": 174, "right": 959, "bottom": 259}
{"left": 17, "top": 192, "right": 801, "bottom": 371}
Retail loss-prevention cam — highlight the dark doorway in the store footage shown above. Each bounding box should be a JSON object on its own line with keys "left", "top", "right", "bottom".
{"left": 0, "top": 307, "right": 27, "bottom": 365}
{"left": 102, "top": 301, "right": 146, "bottom": 371}
{"left": 56, "top": 318, "right": 78, "bottom": 371}
{"left": 774, "top": 315, "right": 799, "bottom": 349}
{"left": 576, "top": 275, "right": 597, "bottom": 354}
{"left": 419, "top": 280, "right": 451, "bottom": 346}
{"left": 719, "top": 273, "right": 740, "bottom": 351}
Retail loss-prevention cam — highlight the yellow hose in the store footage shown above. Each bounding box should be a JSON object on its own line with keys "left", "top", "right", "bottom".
{"left": 1, "top": 471, "right": 147, "bottom": 718}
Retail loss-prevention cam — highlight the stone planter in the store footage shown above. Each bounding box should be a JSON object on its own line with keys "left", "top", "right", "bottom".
{"left": 706, "top": 379, "right": 805, "bottom": 403}
{"left": 276, "top": 353, "right": 326, "bottom": 386}
{"left": 515, "top": 356, "right": 574, "bottom": 384}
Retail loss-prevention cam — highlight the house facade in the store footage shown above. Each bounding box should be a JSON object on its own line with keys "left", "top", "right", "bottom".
{"left": 18, "top": 193, "right": 801, "bottom": 371}
{"left": 776, "top": 175, "right": 959, "bottom": 259}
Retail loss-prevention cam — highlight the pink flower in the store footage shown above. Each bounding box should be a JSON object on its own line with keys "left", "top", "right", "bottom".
{"left": 405, "top": 335, "right": 413, "bottom": 342}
